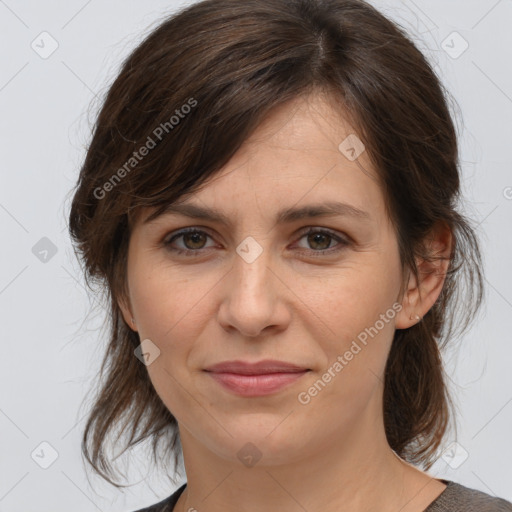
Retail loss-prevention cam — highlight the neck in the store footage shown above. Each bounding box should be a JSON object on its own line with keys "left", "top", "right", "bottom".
{"left": 173, "top": 397, "right": 442, "bottom": 512}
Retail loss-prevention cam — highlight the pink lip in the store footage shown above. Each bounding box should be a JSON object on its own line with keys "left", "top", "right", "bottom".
{"left": 203, "top": 360, "right": 310, "bottom": 397}
{"left": 206, "top": 371, "right": 309, "bottom": 396}
{"left": 204, "top": 359, "right": 309, "bottom": 374}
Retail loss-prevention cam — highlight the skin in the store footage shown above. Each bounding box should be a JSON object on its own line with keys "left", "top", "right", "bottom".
{"left": 119, "top": 91, "right": 452, "bottom": 512}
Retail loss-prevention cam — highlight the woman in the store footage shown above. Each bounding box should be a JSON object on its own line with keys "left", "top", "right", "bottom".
{"left": 68, "top": 0, "right": 512, "bottom": 510}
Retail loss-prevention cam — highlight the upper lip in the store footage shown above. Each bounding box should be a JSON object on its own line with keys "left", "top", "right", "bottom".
{"left": 204, "top": 360, "right": 310, "bottom": 375}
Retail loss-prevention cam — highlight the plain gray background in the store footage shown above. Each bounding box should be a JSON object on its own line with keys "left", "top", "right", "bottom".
{"left": 0, "top": 1, "right": 511, "bottom": 510}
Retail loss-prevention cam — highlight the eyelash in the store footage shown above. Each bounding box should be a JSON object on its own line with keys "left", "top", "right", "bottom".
{"left": 163, "top": 227, "right": 350, "bottom": 257}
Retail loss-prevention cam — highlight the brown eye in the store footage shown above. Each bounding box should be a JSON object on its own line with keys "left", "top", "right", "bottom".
{"left": 181, "top": 231, "right": 208, "bottom": 250}
{"left": 307, "top": 232, "right": 332, "bottom": 250}
{"left": 163, "top": 227, "right": 350, "bottom": 258}
{"left": 164, "top": 228, "right": 215, "bottom": 255}
{"left": 295, "top": 228, "right": 350, "bottom": 256}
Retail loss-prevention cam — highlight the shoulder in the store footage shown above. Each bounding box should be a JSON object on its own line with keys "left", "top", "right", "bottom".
{"left": 426, "top": 480, "right": 512, "bottom": 512}
{"left": 128, "top": 483, "right": 187, "bottom": 512}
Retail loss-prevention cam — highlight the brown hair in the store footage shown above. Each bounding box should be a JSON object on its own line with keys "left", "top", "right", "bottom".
{"left": 68, "top": 0, "right": 484, "bottom": 487}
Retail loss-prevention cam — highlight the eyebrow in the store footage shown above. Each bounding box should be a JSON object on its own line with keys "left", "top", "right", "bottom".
{"left": 144, "top": 201, "right": 371, "bottom": 226}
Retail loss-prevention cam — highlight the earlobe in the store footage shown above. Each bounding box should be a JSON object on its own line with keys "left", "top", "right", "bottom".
{"left": 118, "top": 296, "right": 138, "bottom": 332}
{"left": 395, "top": 222, "right": 452, "bottom": 329}
{"left": 395, "top": 270, "right": 421, "bottom": 329}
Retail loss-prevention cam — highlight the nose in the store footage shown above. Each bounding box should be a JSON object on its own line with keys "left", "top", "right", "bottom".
{"left": 216, "top": 241, "right": 291, "bottom": 338}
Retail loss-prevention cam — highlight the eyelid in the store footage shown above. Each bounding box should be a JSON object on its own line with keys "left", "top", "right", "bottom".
{"left": 293, "top": 226, "right": 350, "bottom": 254}
{"left": 163, "top": 226, "right": 218, "bottom": 249}
{"left": 162, "top": 225, "right": 351, "bottom": 255}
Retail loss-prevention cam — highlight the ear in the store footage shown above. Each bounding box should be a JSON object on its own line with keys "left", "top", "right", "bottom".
{"left": 395, "top": 222, "right": 453, "bottom": 329}
{"left": 118, "top": 295, "right": 138, "bottom": 332}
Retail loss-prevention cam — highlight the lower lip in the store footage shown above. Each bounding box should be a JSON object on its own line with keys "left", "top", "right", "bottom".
{"left": 206, "top": 371, "right": 309, "bottom": 396}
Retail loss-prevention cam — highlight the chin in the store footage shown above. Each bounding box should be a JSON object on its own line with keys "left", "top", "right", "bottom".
{"left": 200, "top": 418, "right": 312, "bottom": 467}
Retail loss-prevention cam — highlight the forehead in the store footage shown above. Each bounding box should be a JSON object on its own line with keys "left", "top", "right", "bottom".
{"left": 236, "top": 92, "right": 374, "bottom": 168}
{"left": 137, "top": 92, "right": 384, "bottom": 227}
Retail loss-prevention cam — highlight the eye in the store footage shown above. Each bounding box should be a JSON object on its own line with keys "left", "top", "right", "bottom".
{"left": 163, "top": 227, "right": 350, "bottom": 257}
{"left": 293, "top": 227, "right": 350, "bottom": 256}
{"left": 163, "top": 228, "right": 215, "bottom": 256}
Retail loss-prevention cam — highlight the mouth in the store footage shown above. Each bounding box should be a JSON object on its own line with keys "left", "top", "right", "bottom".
{"left": 204, "top": 359, "right": 310, "bottom": 374}
{"left": 203, "top": 360, "right": 311, "bottom": 397}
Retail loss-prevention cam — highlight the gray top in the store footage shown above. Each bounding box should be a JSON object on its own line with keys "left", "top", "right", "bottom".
{"left": 132, "top": 479, "right": 512, "bottom": 512}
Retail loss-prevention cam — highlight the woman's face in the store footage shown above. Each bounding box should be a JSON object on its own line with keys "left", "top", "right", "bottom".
{"left": 120, "top": 93, "right": 412, "bottom": 465}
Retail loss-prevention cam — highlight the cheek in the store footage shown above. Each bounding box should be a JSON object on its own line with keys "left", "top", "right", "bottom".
{"left": 127, "top": 267, "right": 214, "bottom": 418}
{"left": 129, "top": 256, "right": 215, "bottom": 341}
{"left": 306, "top": 255, "right": 401, "bottom": 378}
{"left": 298, "top": 275, "right": 398, "bottom": 420}
{"left": 311, "top": 255, "right": 400, "bottom": 329}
